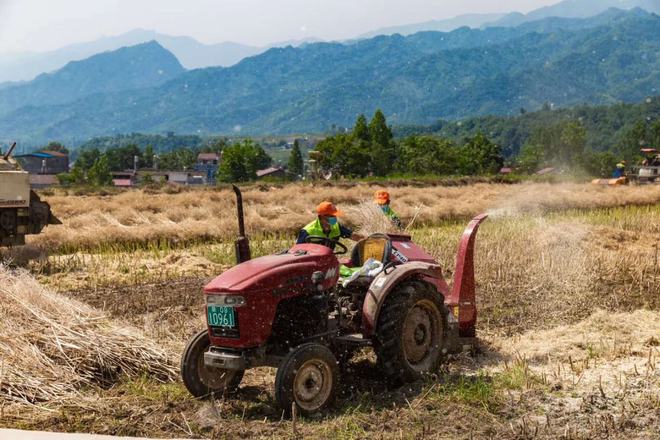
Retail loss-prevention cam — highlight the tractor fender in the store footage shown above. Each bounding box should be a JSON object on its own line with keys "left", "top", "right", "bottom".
{"left": 361, "top": 262, "right": 443, "bottom": 338}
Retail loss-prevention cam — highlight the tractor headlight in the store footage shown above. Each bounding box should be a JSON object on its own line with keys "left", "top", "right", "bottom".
{"left": 206, "top": 294, "right": 246, "bottom": 307}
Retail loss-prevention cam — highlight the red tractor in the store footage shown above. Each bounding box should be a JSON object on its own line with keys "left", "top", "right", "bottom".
{"left": 181, "top": 186, "right": 487, "bottom": 415}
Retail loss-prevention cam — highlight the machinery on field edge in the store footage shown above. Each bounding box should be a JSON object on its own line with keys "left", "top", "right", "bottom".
{"left": 0, "top": 143, "right": 61, "bottom": 246}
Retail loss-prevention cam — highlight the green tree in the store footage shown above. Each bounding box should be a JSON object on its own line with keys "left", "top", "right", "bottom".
{"left": 618, "top": 120, "right": 647, "bottom": 160}
{"left": 577, "top": 151, "right": 618, "bottom": 177}
{"left": 143, "top": 145, "right": 155, "bottom": 168}
{"left": 218, "top": 140, "right": 272, "bottom": 182}
{"left": 316, "top": 134, "right": 371, "bottom": 178}
{"left": 353, "top": 114, "right": 370, "bottom": 142}
{"left": 106, "top": 144, "right": 142, "bottom": 171}
{"left": 87, "top": 156, "right": 112, "bottom": 186}
{"left": 650, "top": 120, "right": 660, "bottom": 149}
{"left": 57, "top": 166, "right": 85, "bottom": 185}
{"left": 74, "top": 148, "right": 101, "bottom": 171}
{"left": 461, "top": 133, "right": 504, "bottom": 174}
{"left": 287, "top": 139, "right": 304, "bottom": 180}
{"left": 517, "top": 143, "right": 544, "bottom": 174}
{"left": 558, "top": 121, "right": 586, "bottom": 165}
{"left": 398, "top": 136, "right": 460, "bottom": 175}
{"left": 368, "top": 110, "right": 396, "bottom": 176}
{"left": 158, "top": 148, "right": 197, "bottom": 170}
{"left": 45, "top": 141, "right": 69, "bottom": 154}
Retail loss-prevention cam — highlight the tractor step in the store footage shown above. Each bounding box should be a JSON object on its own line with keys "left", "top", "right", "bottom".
{"left": 334, "top": 333, "right": 371, "bottom": 346}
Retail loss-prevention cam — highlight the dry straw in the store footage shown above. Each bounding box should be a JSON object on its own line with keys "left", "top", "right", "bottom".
{"left": 33, "top": 182, "right": 660, "bottom": 252}
{"left": 0, "top": 265, "right": 177, "bottom": 406}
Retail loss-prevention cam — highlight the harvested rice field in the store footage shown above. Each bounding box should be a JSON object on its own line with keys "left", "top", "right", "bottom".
{"left": 1, "top": 181, "right": 658, "bottom": 439}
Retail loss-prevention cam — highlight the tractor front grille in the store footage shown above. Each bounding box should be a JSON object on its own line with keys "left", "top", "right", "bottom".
{"left": 210, "top": 325, "right": 240, "bottom": 339}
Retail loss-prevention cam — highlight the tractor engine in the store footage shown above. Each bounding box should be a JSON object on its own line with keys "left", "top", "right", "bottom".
{"left": 334, "top": 283, "right": 367, "bottom": 334}
{"left": 203, "top": 243, "right": 339, "bottom": 352}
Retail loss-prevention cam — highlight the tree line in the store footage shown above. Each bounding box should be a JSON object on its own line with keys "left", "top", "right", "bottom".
{"left": 52, "top": 101, "right": 658, "bottom": 186}
{"left": 57, "top": 139, "right": 273, "bottom": 186}
{"left": 316, "top": 110, "right": 504, "bottom": 178}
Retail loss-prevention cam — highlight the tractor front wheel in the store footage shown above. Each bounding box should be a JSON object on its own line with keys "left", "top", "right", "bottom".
{"left": 274, "top": 343, "right": 339, "bottom": 416}
{"left": 375, "top": 281, "right": 446, "bottom": 383}
{"left": 180, "top": 330, "right": 244, "bottom": 398}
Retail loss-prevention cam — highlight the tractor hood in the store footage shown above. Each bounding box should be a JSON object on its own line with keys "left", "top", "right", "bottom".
{"left": 204, "top": 244, "right": 339, "bottom": 294}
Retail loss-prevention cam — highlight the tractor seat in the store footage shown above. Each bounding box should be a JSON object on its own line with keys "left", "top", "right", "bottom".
{"left": 350, "top": 233, "right": 392, "bottom": 267}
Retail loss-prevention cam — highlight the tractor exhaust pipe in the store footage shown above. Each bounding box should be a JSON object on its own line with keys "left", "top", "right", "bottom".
{"left": 232, "top": 185, "right": 251, "bottom": 264}
{"left": 449, "top": 213, "right": 488, "bottom": 336}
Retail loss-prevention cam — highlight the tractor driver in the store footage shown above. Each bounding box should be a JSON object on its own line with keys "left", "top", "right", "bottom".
{"left": 297, "top": 201, "right": 363, "bottom": 250}
{"left": 374, "top": 190, "right": 402, "bottom": 229}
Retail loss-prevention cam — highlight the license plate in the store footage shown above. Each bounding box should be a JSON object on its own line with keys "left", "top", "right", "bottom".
{"left": 207, "top": 305, "right": 236, "bottom": 328}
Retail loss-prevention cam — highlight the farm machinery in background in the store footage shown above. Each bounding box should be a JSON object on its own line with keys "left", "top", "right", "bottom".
{"left": 592, "top": 148, "right": 660, "bottom": 186}
{"left": 0, "top": 143, "right": 61, "bottom": 246}
{"left": 629, "top": 148, "right": 660, "bottom": 184}
{"left": 181, "top": 185, "right": 487, "bottom": 415}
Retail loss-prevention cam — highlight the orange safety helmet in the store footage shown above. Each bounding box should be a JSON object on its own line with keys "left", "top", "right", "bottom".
{"left": 374, "top": 190, "right": 390, "bottom": 205}
{"left": 316, "top": 201, "right": 343, "bottom": 217}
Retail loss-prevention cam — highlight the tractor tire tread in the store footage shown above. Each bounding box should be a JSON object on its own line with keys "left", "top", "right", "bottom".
{"left": 374, "top": 280, "right": 448, "bottom": 383}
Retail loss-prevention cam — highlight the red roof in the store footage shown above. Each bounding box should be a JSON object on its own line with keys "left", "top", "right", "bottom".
{"left": 112, "top": 179, "right": 134, "bottom": 187}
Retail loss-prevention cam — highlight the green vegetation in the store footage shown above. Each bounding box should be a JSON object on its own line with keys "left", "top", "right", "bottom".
{"left": 317, "top": 111, "right": 504, "bottom": 177}
{"left": 287, "top": 139, "right": 304, "bottom": 179}
{"left": 396, "top": 96, "right": 660, "bottom": 157}
{"left": 57, "top": 138, "right": 273, "bottom": 186}
{"left": 54, "top": 96, "right": 658, "bottom": 184}
{"left": 77, "top": 132, "right": 205, "bottom": 156}
{"left": 1, "top": 9, "right": 657, "bottom": 142}
{"left": 217, "top": 140, "right": 271, "bottom": 182}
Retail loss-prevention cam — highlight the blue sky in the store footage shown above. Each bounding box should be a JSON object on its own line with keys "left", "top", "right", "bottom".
{"left": 0, "top": 0, "right": 559, "bottom": 53}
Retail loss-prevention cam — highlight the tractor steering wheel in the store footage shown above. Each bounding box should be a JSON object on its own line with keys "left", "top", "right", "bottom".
{"left": 304, "top": 235, "right": 348, "bottom": 255}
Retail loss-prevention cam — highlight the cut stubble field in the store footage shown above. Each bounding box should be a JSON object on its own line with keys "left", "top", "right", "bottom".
{"left": 1, "top": 181, "right": 658, "bottom": 439}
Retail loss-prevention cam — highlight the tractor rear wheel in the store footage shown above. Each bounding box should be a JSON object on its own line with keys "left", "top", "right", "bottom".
{"left": 180, "top": 330, "right": 244, "bottom": 398}
{"left": 375, "top": 281, "right": 446, "bottom": 383}
{"left": 274, "top": 343, "right": 339, "bottom": 416}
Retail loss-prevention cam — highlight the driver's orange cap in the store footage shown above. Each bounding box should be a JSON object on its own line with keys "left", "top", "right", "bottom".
{"left": 317, "top": 201, "right": 343, "bottom": 217}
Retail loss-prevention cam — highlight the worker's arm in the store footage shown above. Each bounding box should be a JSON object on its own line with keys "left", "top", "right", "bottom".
{"left": 296, "top": 229, "right": 309, "bottom": 244}
{"left": 339, "top": 224, "right": 364, "bottom": 242}
{"left": 388, "top": 208, "right": 403, "bottom": 229}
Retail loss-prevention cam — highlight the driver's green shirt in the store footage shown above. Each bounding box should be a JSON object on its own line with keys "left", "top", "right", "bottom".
{"left": 296, "top": 218, "right": 352, "bottom": 250}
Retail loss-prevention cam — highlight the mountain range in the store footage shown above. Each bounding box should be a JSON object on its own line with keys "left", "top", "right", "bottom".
{"left": 0, "top": 42, "right": 183, "bottom": 117}
{"left": 0, "top": 29, "right": 319, "bottom": 84}
{"left": 0, "top": 8, "right": 658, "bottom": 145}
{"left": 358, "top": 0, "right": 660, "bottom": 38}
{"left": 2, "top": 0, "right": 658, "bottom": 85}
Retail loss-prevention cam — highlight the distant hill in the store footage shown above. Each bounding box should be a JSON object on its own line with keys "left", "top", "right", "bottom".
{"left": 356, "top": 0, "right": 660, "bottom": 39}
{"left": 357, "top": 13, "right": 505, "bottom": 38}
{"left": 486, "top": 0, "right": 660, "bottom": 27}
{"left": 0, "top": 41, "right": 184, "bottom": 117}
{"left": 0, "top": 29, "right": 319, "bottom": 83}
{"left": 0, "top": 10, "right": 658, "bottom": 145}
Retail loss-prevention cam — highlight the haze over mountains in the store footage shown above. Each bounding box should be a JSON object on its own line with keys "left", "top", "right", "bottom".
{"left": 2, "top": 0, "right": 658, "bottom": 85}
{"left": 355, "top": 0, "right": 660, "bottom": 38}
{"left": 0, "top": 42, "right": 183, "bottom": 117}
{"left": 0, "top": 29, "right": 321, "bottom": 84}
{"left": 0, "top": 3, "right": 658, "bottom": 145}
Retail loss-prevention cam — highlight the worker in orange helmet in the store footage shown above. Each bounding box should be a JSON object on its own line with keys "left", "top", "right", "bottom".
{"left": 374, "top": 190, "right": 402, "bottom": 229}
{"left": 297, "top": 201, "right": 363, "bottom": 250}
